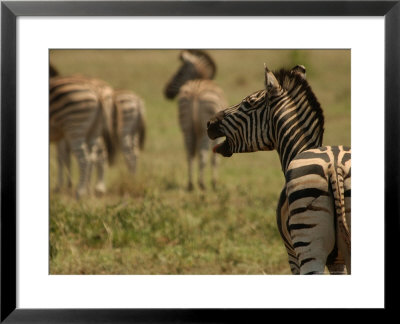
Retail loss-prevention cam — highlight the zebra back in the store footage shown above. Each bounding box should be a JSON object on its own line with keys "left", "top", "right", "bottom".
{"left": 49, "top": 76, "right": 101, "bottom": 142}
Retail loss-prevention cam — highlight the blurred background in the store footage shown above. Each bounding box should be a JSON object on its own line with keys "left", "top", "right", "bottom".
{"left": 49, "top": 49, "right": 350, "bottom": 274}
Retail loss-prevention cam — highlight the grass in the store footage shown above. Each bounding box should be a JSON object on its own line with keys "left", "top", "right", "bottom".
{"left": 49, "top": 49, "right": 350, "bottom": 274}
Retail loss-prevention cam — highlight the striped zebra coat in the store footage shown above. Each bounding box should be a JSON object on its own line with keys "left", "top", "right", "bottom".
{"left": 113, "top": 89, "right": 146, "bottom": 173}
{"left": 207, "top": 65, "right": 351, "bottom": 274}
{"left": 164, "top": 50, "right": 227, "bottom": 190}
{"left": 50, "top": 73, "right": 115, "bottom": 198}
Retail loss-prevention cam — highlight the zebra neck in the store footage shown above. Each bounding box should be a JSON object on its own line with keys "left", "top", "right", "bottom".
{"left": 272, "top": 98, "right": 323, "bottom": 173}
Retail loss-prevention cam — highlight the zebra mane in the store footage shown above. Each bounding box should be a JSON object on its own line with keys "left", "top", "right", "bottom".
{"left": 181, "top": 49, "right": 217, "bottom": 79}
{"left": 274, "top": 68, "right": 325, "bottom": 135}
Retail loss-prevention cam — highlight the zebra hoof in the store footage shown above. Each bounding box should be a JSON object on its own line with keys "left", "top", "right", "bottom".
{"left": 95, "top": 183, "right": 107, "bottom": 196}
{"left": 187, "top": 183, "right": 194, "bottom": 191}
{"left": 76, "top": 188, "right": 88, "bottom": 200}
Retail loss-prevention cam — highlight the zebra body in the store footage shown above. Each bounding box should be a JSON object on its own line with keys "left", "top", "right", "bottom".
{"left": 207, "top": 65, "right": 351, "bottom": 274}
{"left": 53, "top": 85, "right": 146, "bottom": 194}
{"left": 165, "top": 50, "right": 227, "bottom": 190}
{"left": 281, "top": 146, "right": 351, "bottom": 274}
{"left": 50, "top": 75, "right": 115, "bottom": 197}
{"left": 113, "top": 89, "right": 146, "bottom": 173}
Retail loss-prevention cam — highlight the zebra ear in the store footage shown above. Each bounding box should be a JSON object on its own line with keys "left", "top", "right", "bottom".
{"left": 291, "top": 65, "right": 306, "bottom": 79}
{"left": 264, "top": 64, "right": 280, "bottom": 95}
{"left": 179, "top": 50, "right": 188, "bottom": 61}
{"left": 180, "top": 50, "right": 195, "bottom": 63}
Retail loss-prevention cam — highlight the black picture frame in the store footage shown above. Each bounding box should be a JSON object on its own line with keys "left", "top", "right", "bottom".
{"left": 1, "top": 0, "right": 398, "bottom": 322}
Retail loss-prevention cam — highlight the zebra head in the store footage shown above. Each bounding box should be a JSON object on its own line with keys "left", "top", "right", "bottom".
{"left": 164, "top": 49, "right": 217, "bottom": 99}
{"left": 207, "top": 64, "right": 320, "bottom": 159}
{"left": 207, "top": 88, "right": 272, "bottom": 157}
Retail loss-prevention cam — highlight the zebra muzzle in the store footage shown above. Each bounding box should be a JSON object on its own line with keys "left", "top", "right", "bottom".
{"left": 207, "top": 116, "right": 232, "bottom": 156}
{"left": 213, "top": 139, "right": 232, "bottom": 157}
{"left": 207, "top": 120, "right": 223, "bottom": 140}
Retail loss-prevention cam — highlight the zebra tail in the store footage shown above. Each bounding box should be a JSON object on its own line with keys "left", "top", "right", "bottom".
{"left": 138, "top": 104, "right": 146, "bottom": 150}
{"left": 100, "top": 101, "right": 117, "bottom": 165}
{"left": 330, "top": 166, "right": 351, "bottom": 250}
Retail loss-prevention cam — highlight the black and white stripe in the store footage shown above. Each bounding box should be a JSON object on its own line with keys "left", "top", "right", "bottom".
{"left": 50, "top": 74, "right": 115, "bottom": 198}
{"left": 113, "top": 89, "right": 146, "bottom": 173}
{"left": 283, "top": 146, "right": 351, "bottom": 274}
{"left": 207, "top": 64, "right": 351, "bottom": 274}
{"left": 164, "top": 50, "right": 227, "bottom": 190}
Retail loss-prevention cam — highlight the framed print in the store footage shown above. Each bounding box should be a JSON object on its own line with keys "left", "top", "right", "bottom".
{"left": 1, "top": 0, "right": 399, "bottom": 322}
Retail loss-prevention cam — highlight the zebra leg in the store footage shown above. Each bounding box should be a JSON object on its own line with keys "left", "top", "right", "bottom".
{"left": 288, "top": 195, "right": 336, "bottom": 274}
{"left": 55, "top": 139, "right": 68, "bottom": 192}
{"left": 91, "top": 137, "right": 107, "bottom": 195}
{"left": 69, "top": 138, "right": 91, "bottom": 199}
{"left": 55, "top": 139, "right": 73, "bottom": 192}
{"left": 183, "top": 132, "right": 195, "bottom": 191}
{"left": 210, "top": 139, "right": 219, "bottom": 190}
{"left": 326, "top": 248, "right": 346, "bottom": 274}
{"left": 276, "top": 188, "right": 300, "bottom": 274}
{"left": 198, "top": 150, "right": 207, "bottom": 190}
{"left": 336, "top": 212, "right": 351, "bottom": 274}
{"left": 186, "top": 153, "right": 194, "bottom": 191}
{"left": 327, "top": 263, "right": 346, "bottom": 274}
{"left": 338, "top": 175, "right": 351, "bottom": 274}
{"left": 121, "top": 133, "right": 138, "bottom": 174}
{"left": 64, "top": 140, "right": 72, "bottom": 189}
{"left": 197, "top": 136, "right": 210, "bottom": 190}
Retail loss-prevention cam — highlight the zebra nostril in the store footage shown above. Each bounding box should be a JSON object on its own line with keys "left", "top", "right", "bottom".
{"left": 207, "top": 121, "right": 211, "bottom": 128}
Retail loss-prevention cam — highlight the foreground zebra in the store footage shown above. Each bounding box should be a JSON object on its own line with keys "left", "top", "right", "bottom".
{"left": 164, "top": 50, "right": 227, "bottom": 190}
{"left": 50, "top": 73, "right": 115, "bottom": 198}
{"left": 207, "top": 65, "right": 351, "bottom": 274}
{"left": 113, "top": 89, "right": 146, "bottom": 173}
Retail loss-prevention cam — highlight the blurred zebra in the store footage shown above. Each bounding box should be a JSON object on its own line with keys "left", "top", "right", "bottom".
{"left": 164, "top": 50, "right": 227, "bottom": 190}
{"left": 50, "top": 73, "right": 115, "bottom": 198}
{"left": 113, "top": 89, "right": 146, "bottom": 173}
{"left": 207, "top": 65, "right": 351, "bottom": 274}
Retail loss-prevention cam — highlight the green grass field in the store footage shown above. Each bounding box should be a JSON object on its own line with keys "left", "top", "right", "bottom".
{"left": 49, "top": 49, "right": 350, "bottom": 274}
